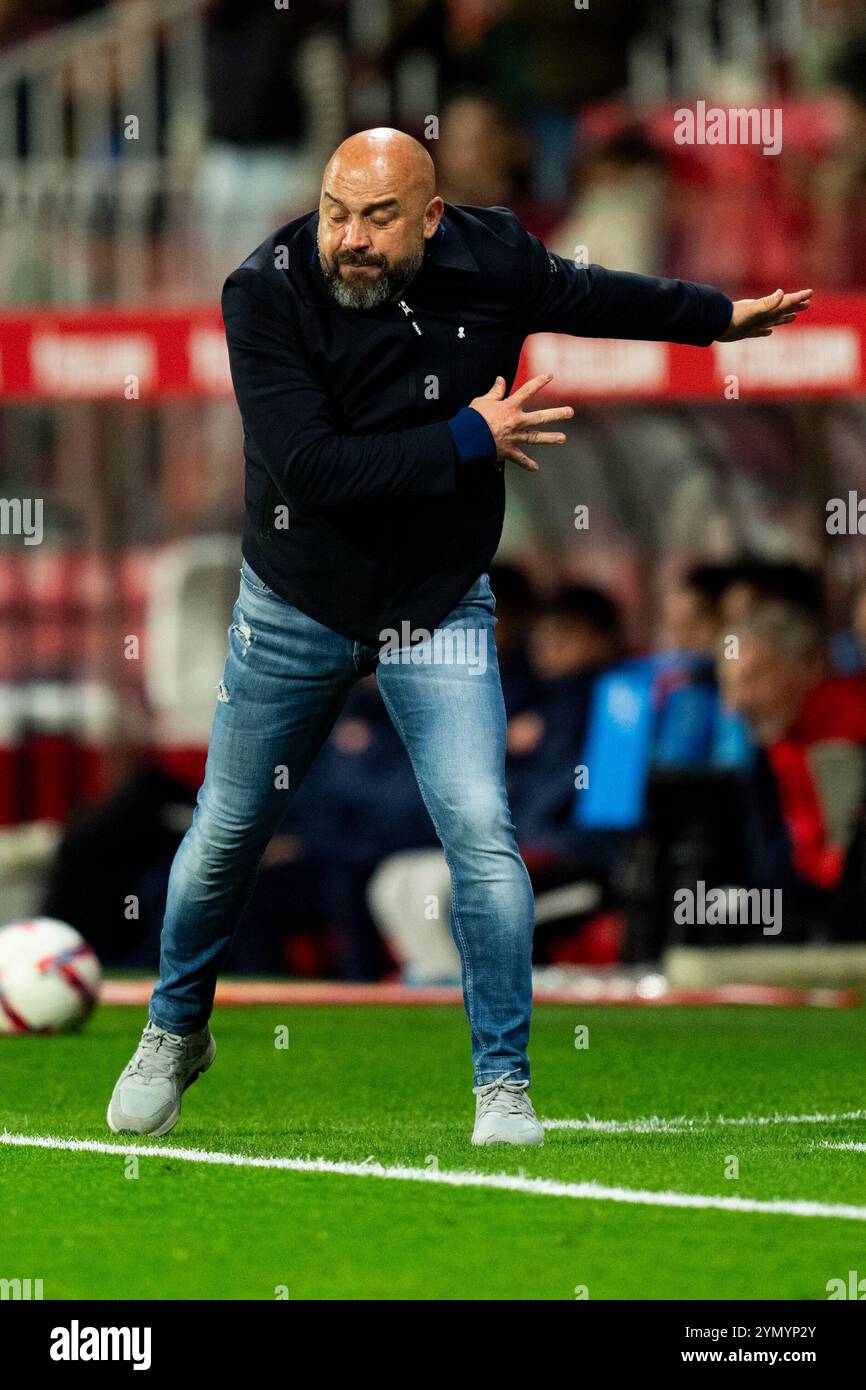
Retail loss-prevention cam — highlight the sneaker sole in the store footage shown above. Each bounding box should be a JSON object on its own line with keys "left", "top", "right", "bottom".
{"left": 106, "top": 1036, "right": 217, "bottom": 1137}
{"left": 471, "top": 1128, "right": 545, "bottom": 1147}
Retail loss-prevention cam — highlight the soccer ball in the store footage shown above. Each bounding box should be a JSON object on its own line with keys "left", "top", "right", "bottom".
{"left": 0, "top": 918, "right": 101, "bottom": 1034}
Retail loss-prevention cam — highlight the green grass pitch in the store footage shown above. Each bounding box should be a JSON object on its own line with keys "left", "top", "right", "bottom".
{"left": 1, "top": 1002, "right": 865, "bottom": 1300}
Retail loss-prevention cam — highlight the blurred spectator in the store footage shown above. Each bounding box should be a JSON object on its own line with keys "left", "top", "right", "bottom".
{"left": 718, "top": 559, "right": 825, "bottom": 630}
{"left": 386, "top": 1, "right": 650, "bottom": 206}
{"left": 827, "top": 575, "right": 866, "bottom": 675}
{"left": 436, "top": 91, "right": 522, "bottom": 207}
{"left": 549, "top": 128, "right": 666, "bottom": 274}
{"left": 195, "top": 0, "right": 335, "bottom": 278}
{"left": 508, "top": 582, "right": 626, "bottom": 886}
{"left": 507, "top": 584, "right": 622, "bottom": 846}
{"left": 660, "top": 562, "right": 732, "bottom": 657}
{"left": 487, "top": 561, "right": 538, "bottom": 714}
{"left": 0, "top": 0, "right": 104, "bottom": 45}
{"left": 528, "top": 582, "right": 622, "bottom": 679}
{"left": 722, "top": 603, "right": 827, "bottom": 749}
{"left": 488, "top": 0, "right": 651, "bottom": 204}
{"left": 815, "top": 33, "right": 866, "bottom": 288}
{"left": 719, "top": 601, "right": 866, "bottom": 935}
{"left": 852, "top": 577, "right": 866, "bottom": 661}
{"left": 38, "top": 761, "right": 195, "bottom": 964}
{"left": 36, "top": 759, "right": 334, "bottom": 975}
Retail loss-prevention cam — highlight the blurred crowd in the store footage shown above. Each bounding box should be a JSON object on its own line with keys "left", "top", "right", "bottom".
{"left": 6, "top": 0, "right": 866, "bottom": 289}
{"left": 4, "top": 0, "right": 866, "bottom": 975}
{"left": 39, "top": 557, "right": 866, "bottom": 980}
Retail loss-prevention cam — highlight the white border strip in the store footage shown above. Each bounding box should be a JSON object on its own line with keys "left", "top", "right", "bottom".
{"left": 2, "top": 1131, "right": 865, "bottom": 1222}
{"left": 544, "top": 1110, "right": 866, "bottom": 1134}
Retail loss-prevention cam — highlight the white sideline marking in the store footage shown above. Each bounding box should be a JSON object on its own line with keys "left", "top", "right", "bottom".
{"left": 2, "top": 1130, "right": 865, "bottom": 1222}
{"left": 544, "top": 1110, "right": 866, "bottom": 1135}
{"left": 821, "top": 1142, "right": 866, "bottom": 1153}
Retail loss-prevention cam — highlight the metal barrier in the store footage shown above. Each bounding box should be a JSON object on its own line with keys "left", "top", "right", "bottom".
{"left": 0, "top": 0, "right": 342, "bottom": 305}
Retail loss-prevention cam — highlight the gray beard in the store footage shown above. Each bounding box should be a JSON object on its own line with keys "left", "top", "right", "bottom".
{"left": 318, "top": 239, "right": 425, "bottom": 310}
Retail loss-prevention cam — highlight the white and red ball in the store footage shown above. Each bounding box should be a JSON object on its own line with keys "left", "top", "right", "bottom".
{"left": 0, "top": 918, "right": 101, "bottom": 1034}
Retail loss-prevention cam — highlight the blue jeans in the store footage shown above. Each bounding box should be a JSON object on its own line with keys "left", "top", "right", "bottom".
{"left": 149, "top": 559, "right": 535, "bottom": 1085}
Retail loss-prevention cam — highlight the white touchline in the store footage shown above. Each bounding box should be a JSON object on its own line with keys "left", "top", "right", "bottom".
{"left": 543, "top": 1110, "right": 866, "bottom": 1134}
{"left": 820, "top": 1142, "right": 866, "bottom": 1153}
{"left": 2, "top": 1131, "right": 865, "bottom": 1222}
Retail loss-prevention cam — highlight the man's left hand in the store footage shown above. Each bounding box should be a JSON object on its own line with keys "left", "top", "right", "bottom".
{"left": 717, "top": 288, "right": 813, "bottom": 342}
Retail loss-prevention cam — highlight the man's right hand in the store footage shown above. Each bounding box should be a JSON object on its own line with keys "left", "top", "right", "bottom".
{"left": 468, "top": 374, "right": 573, "bottom": 471}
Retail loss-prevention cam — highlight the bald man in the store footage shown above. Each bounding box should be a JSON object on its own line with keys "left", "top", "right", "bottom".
{"left": 108, "top": 129, "right": 811, "bottom": 1145}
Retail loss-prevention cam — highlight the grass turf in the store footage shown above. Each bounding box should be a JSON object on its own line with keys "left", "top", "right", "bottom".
{"left": 1, "top": 1002, "right": 865, "bottom": 1300}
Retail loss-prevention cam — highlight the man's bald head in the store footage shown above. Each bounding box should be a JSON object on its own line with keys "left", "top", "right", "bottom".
{"left": 323, "top": 128, "right": 436, "bottom": 205}
{"left": 317, "top": 128, "right": 443, "bottom": 310}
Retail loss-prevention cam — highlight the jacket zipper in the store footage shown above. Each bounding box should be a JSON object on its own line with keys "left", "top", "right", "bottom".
{"left": 398, "top": 299, "right": 423, "bottom": 411}
{"left": 397, "top": 299, "right": 423, "bottom": 336}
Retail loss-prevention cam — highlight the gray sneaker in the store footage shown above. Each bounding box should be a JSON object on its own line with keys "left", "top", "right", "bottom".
{"left": 107, "top": 1020, "right": 216, "bottom": 1137}
{"left": 471, "top": 1072, "right": 545, "bottom": 1146}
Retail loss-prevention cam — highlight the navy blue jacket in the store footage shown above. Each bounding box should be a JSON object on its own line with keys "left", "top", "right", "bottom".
{"left": 222, "top": 204, "right": 732, "bottom": 643}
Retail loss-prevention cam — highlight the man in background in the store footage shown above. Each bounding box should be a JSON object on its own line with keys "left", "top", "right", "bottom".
{"left": 720, "top": 603, "right": 866, "bottom": 938}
